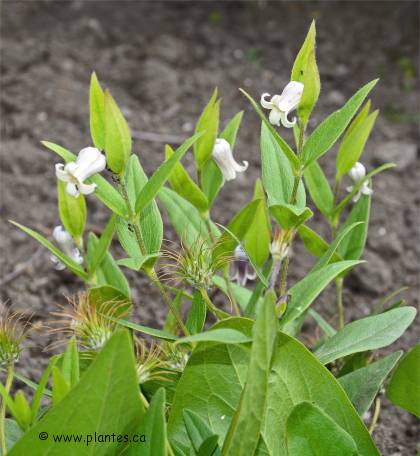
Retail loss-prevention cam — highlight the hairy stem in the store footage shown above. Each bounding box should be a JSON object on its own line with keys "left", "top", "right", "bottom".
{"left": 0, "top": 364, "right": 14, "bottom": 455}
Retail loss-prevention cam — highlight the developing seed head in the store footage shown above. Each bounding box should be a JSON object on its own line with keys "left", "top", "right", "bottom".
{"left": 0, "top": 309, "right": 29, "bottom": 367}
{"left": 135, "top": 340, "right": 171, "bottom": 385}
{"left": 50, "top": 292, "right": 128, "bottom": 351}
{"left": 160, "top": 236, "right": 231, "bottom": 290}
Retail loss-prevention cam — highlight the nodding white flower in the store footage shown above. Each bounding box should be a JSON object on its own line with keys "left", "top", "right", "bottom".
{"left": 55, "top": 147, "right": 106, "bottom": 197}
{"left": 260, "top": 81, "right": 304, "bottom": 128}
{"left": 230, "top": 245, "right": 256, "bottom": 286}
{"left": 212, "top": 138, "right": 248, "bottom": 182}
{"left": 346, "top": 162, "right": 373, "bottom": 202}
{"left": 50, "top": 225, "right": 83, "bottom": 270}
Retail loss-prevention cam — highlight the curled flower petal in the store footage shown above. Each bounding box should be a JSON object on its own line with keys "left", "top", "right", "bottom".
{"left": 212, "top": 138, "right": 248, "bottom": 182}
{"left": 260, "top": 93, "right": 274, "bottom": 109}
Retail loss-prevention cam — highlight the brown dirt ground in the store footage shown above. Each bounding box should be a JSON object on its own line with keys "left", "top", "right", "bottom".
{"left": 1, "top": 1, "right": 419, "bottom": 454}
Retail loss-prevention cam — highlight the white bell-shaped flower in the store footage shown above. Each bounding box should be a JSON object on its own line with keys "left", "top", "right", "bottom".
{"left": 260, "top": 81, "right": 304, "bottom": 128}
{"left": 212, "top": 138, "right": 248, "bottom": 182}
{"left": 50, "top": 225, "right": 83, "bottom": 270}
{"left": 346, "top": 162, "right": 373, "bottom": 202}
{"left": 56, "top": 147, "right": 106, "bottom": 197}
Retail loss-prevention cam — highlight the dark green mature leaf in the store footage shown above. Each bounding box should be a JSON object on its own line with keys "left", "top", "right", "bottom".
{"left": 286, "top": 402, "right": 358, "bottom": 456}
{"left": 117, "top": 255, "right": 160, "bottom": 272}
{"left": 291, "top": 20, "right": 320, "bottom": 126}
{"left": 186, "top": 290, "right": 207, "bottom": 335}
{"left": 337, "top": 195, "right": 371, "bottom": 261}
{"left": 303, "top": 161, "right": 334, "bottom": 217}
{"left": 260, "top": 123, "right": 305, "bottom": 208}
{"left": 169, "top": 320, "right": 378, "bottom": 455}
{"left": 9, "top": 330, "right": 145, "bottom": 456}
{"left": 297, "top": 224, "right": 331, "bottom": 257}
{"left": 115, "top": 319, "right": 178, "bottom": 342}
{"left": 42, "top": 141, "right": 127, "bottom": 216}
{"left": 240, "top": 89, "right": 299, "bottom": 171}
{"left": 166, "top": 145, "right": 209, "bottom": 214}
{"left": 269, "top": 204, "right": 313, "bottom": 230}
{"left": 104, "top": 90, "right": 132, "bottom": 174}
{"left": 57, "top": 180, "right": 86, "bottom": 241}
{"left": 387, "top": 344, "right": 420, "bottom": 418}
{"left": 281, "top": 260, "right": 361, "bottom": 326}
{"left": 339, "top": 351, "right": 403, "bottom": 415}
{"left": 123, "top": 388, "right": 166, "bottom": 456}
{"left": 302, "top": 79, "right": 378, "bottom": 166}
{"left": 89, "top": 72, "right": 105, "bottom": 150}
{"left": 194, "top": 89, "right": 220, "bottom": 169}
{"left": 315, "top": 307, "right": 417, "bottom": 364}
{"left": 10, "top": 221, "right": 88, "bottom": 281}
{"left": 135, "top": 132, "right": 203, "bottom": 215}
{"left": 222, "top": 291, "right": 278, "bottom": 456}
{"left": 183, "top": 410, "right": 221, "bottom": 456}
{"left": 159, "top": 187, "right": 219, "bottom": 246}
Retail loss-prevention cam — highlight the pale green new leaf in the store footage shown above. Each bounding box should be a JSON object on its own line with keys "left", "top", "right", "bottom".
{"left": 186, "top": 290, "right": 207, "bottom": 335}
{"left": 286, "top": 402, "right": 358, "bottom": 456}
{"left": 135, "top": 132, "right": 203, "bottom": 215}
{"left": 104, "top": 90, "right": 132, "bottom": 174}
{"left": 89, "top": 72, "right": 105, "bottom": 150}
{"left": 57, "top": 180, "right": 86, "bottom": 241}
{"left": 302, "top": 79, "right": 378, "bottom": 166}
{"left": 315, "top": 307, "right": 416, "bottom": 364}
{"left": 88, "top": 214, "right": 116, "bottom": 276}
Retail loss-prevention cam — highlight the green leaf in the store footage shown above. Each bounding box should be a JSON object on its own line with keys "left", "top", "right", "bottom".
{"left": 194, "top": 89, "right": 220, "bottom": 169}
{"left": 166, "top": 144, "right": 208, "bottom": 214}
{"left": 281, "top": 261, "right": 361, "bottom": 326}
{"left": 89, "top": 72, "right": 105, "bottom": 150}
{"left": 88, "top": 214, "right": 116, "bottom": 276}
{"left": 186, "top": 290, "right": 207, "bottom": 335}
{"left": 309, "top": 309, "right": 337, "bottom": 338}
{"left": 222, "top": 291, "right": 278, "bottom": 456}
{"left": 302, "top": 79, "right": 378, "bottom": 166}
{"left": 269, "top": 204, "right": 313, "bottom": 230}
{"left": 315, "top": 307, "right": 417, "bottom": 364}
{"left": 52, "top": 366, "right": 70, "bottom": 406}
{"left": 117, "top": 255, "right": 160, "bottom": 271}
{"left": 291, "top": 20, "right": 320, "bottom": 126}
{"left": 336, "top": 109, "right": 378, "bottom": 178}
{"left": 42, "top": 141, "right": 127, "bottom": 216}
{"left": 240, "top": 89, "right": 299, "bottom": 171}
{"left": 339, "top": 351, "right": 403, "bottom": 415}
{"left": 286, "top": 402, "right": 358, "bottom": 456}
{"left": 175, "top": 328, "right": 252, "bottom": 346}
{"left": 303, "top": 161, "right": 333, "bottom": 217}
{"left": 297, "top": 224, "right": 332, "bottom": 257}
{"left": 30, "top": 359, "right": 56, "bottom": 422}
{"left": 3, "top": 419, "right": 23, "bottom": 454}
{"left": 10, "top": 221, "right": 88, "bottom": 280}
{"left": 220, "top": 111, "right": 243, "bottom": 150}
{"left": 337, "top": 195, "right": 371, "bottom": 261}
{"left": 115, "top": 319, "right": 178, "bottom": 341}
{"left": 88, "top": 233, "right": 130, "bottom": 297}
{"left": 104, "top": 90, "right": 132, "bottom": 175}
{"left": 168, "top": 319, "right": 379, "bottom": 455}
{"left": 57, "top": 180, "right": 86, "bottom": 241}
{"left": 159, "top": 187, "right": 219, "bottom": 246}
{"left": 9, "top": 330, "right": 145, "bottom": 456}
{"left": 135, "top": 132, "right": 203, "bottom": 215}
{"left": 123, "top": 388, "right": 166, "bottom": 456}
{"left": 387, "top": 344, "right": 420, "bottom": 418}
{"left": 87, "top": 285, "right": 131, "bottom": 318}
{"left": 260, "top": 122, "right": 305, "bottom": 208}
{"left": 183, "top": 409, "right": 221, "bottom": 456}
{"left": 12, "top": 392, "right": 32, "bottom": 431}
{"left": 61, "top": 337, "right": 80, "bottom": 388}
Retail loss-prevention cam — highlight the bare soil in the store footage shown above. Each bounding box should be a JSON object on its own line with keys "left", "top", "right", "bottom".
{"left": 1, "top": 1, "right": 419, "bottom": 454}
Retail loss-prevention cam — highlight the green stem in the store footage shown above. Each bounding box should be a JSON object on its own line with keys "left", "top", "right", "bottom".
{"left": 0, "top": 364, "right": 14, "bottom": 455}
{"left": 200, "top": 289, "right": 229, "bottom": 320}
{"left": 278, "top": 255, "right": 289, "bottom": 297}
{"left": 369, "top": 397, "right": 381, "bottom": 434}
{"left": 336, "top": 277, "right": 344, "bottom": 329}
{"left": 149, "top": 271, "right": 189, "bottom": 337}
